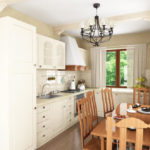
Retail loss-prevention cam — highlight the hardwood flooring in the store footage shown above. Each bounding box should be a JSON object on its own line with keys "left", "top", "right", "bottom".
{"left": 38, "top": 117, "right": 104, "bottom": 150}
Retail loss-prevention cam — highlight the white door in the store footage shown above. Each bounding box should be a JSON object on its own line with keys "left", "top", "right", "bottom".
{"left": 8, "top": 19, "right": 36, "bottom": 150}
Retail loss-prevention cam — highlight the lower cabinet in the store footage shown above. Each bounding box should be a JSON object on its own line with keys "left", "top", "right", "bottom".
{"left": 36, "top": 97, "right": 76, "bottom": 148}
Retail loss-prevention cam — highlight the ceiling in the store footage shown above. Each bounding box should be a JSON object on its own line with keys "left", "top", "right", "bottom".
{"left": 11, "top": 0, "right": 150, "bottom": 36}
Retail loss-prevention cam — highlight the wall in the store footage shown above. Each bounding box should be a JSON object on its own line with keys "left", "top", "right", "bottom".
{"left": 0, "top": 7, "right": 59, "bottom": 39}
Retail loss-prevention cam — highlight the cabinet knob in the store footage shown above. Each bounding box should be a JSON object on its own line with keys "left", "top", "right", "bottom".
{"left": 43, "top": 125, "right": 45, "bottom": 128}
{"left": 34, "top": 107, "right": 37, "bottom": 110}
{"left": 43, "top": 116, "right": 45, "bottom": 118}
{"left": 42, "top": 135, "right": 46, "bottom": 137}
{"left": 33, "top": 64, "right": 36, "bottom": 67}
{"left": 39, "top": 65, "right": 42, "bottom": 68}
{"left": 43, "top": 106, "right": 45, "bottom": 109}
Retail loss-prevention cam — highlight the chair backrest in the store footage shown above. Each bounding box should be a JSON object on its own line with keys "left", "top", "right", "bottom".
{"left": 133, "top": 88, "right": 148, "bottom": 105}
{"left": 87, "top": 91, "right": 98, "bottom": 125}
{"left": 101, "top": 88, "right": 114, "bottom": 117}
{"left": 107, "top": 117, "right": 150, "bottom": 150}
{"left": 77, "top": 97, "right": 93, "bottom": 149}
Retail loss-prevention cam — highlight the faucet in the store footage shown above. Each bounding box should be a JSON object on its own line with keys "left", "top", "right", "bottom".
{"left": 41, "top": 83, "right": 51, "bottom": 96}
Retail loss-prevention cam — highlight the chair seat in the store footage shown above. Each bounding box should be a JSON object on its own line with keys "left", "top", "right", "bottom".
{"left": 83, "top": 138, "right": 100, "bottom": 150}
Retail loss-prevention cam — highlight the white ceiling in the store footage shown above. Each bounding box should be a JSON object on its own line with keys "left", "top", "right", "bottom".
{"left": 11, "top": 0, "right": 150, "bottom": 36}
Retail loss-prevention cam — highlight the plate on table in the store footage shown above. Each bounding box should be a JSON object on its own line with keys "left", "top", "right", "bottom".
{"left": 138, "top": 108, "right": 150, "bottom": 114}
{"left": 127, "top": 109, "right": 136, "bottom": 113}
{"left": 114, "top": 115, "right": 127, "bottom": 120}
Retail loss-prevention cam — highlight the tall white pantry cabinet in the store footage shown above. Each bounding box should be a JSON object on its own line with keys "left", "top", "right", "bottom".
{"left": 0, "top": 17, "right": 36, "bottom": 150}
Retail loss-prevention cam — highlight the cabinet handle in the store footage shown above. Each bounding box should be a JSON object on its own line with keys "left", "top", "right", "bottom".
{"left": 69, "top": 112, "right": 71, "bottom": 114}
{"left": 64, "top": 106, "right": 66, "bottom": 108}
{"left": 43, "top": 116, "right": 45, "bottom": 118}
{"left": 43, "top": 125, "right": 45, "bottom": 128}
{"left": 42, "top": 135, "right": 46, "bottom": 137}
{"left": 43, "top": 106, "right": 45, "bottom": 109}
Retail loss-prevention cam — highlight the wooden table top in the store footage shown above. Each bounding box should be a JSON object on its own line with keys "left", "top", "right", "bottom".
{"left": 91, "top": 104, "right": 150, "bottom": 146}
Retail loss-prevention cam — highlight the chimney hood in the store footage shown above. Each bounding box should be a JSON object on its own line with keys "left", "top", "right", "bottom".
{"left": 61, "top": 36, "right": 87, "bottom": 71}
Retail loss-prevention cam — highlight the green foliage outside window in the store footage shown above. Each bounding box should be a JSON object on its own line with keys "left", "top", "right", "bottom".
{"left": 106, "top": 51, "right": 127, "bottom": 87}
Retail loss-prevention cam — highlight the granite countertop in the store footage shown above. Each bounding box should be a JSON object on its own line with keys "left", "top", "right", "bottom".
{"left": 36, "top": 88, "right": 94, "bottom": 107}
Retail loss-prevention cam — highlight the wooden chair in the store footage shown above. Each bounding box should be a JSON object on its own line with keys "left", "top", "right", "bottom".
{"left": 87, "top": 91, "right": 98, "bottom": 126}
{"left": 101, "top": 88, "right": 114, "bottom": 117}
{"left": 133, "top": 88, "right": 149, "bottom": 105}
{"left": 77, "top": 97, "right": 100, "bottom": 150}
{"left": 106, "top": 117, "right": 150, "bottom": 150}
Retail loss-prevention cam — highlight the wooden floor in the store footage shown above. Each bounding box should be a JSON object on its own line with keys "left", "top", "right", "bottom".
{"left": 38, "top": 117, "right": 104, "bottom": 150}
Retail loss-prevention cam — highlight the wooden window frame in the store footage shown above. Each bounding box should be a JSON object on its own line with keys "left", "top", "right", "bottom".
{"left": 106, "top": 49, "right": 127, "bottom": 88}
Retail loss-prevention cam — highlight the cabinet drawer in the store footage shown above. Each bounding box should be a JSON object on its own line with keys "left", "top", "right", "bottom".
{"left": 37, "top": 120, "right": 50, "bottom": 132}
{"left": 37, "top": 111, "right": 49, "bottom": 123}
{"left": 37, "top": 104, "right": 50, "bottom": 113}
{"left": 37, "top": 129, "right": 51, "bottom": 147}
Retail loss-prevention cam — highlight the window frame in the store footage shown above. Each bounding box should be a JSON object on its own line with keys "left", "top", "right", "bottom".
{"left": 106, "top": 49, "right": 127, "bottom": 88}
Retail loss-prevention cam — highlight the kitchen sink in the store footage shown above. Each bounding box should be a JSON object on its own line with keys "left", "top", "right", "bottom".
{"left": 37, "top": 94, "right": 62, "bottom": 99}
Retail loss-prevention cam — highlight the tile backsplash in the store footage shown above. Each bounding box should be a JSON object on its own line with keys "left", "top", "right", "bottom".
{"left": 37, "top": 70, "right": 91, "bottom": 96}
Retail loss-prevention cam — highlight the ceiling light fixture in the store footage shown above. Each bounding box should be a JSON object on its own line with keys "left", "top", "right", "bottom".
{"left": 80, "top": 3, "right": 113, "bottom": 47}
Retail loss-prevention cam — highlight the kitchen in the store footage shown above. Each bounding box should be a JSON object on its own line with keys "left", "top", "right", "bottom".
{"left": 0, "top": 1, "right": 150, "bottom": 150}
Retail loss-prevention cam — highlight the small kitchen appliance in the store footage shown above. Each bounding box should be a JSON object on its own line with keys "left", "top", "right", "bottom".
{"left": 69, "top": 77, "right": 76, "bottom": 90}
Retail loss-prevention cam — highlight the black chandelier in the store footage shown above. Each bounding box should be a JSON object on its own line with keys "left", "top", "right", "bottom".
{"left": 80, "top": 3, "right": 113, "bottom": 47}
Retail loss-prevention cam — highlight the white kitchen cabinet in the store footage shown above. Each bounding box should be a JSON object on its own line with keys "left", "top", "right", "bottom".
{"left": 37, "top": 34, "right": 65, "bottom": 69}
{"left": 113, "top": 92, "right": 133, "bottom": 107}
{"left": 79, "top": 48, "right": 90, "bottom": 69}
{"left": 37, "top": 97, "right": 75, "bottom": 148}
{"left": 0, "top": 17, "right": 36, "bottom": 150}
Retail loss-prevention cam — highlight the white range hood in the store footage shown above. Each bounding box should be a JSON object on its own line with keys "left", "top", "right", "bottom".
{"left": 61, "top": 36, "right": 87, "bottom": 71}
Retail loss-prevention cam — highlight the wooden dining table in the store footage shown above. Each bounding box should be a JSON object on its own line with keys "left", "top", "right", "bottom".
{"left": 91, "top": 104, "right": 150, "bottom": 150}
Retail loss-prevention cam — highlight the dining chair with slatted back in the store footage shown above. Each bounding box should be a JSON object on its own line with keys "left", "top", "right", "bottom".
{"left": 107, "top": 117, "right": 150, "bottom": 150}
{"left": 87, "top": 91, "right": 98, "bottom": 126}
{"left": 133, "top": 88, "right": 148, "bottom": 105}
{"left": 77, "top": 97, "right": 100, "bottom": 150}
{"left": 149, "top": 88, "right": 150, "bottom": 105}
{"left": 101, "top": 88, "right": 114, "bottom": 117}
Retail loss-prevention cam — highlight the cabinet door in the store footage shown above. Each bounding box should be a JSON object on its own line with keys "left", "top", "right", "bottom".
{"left": 37, "top": 35, "right": 65, "bottom": 69}
{"left": 55, "top": 41, "right": 65, "bottom": 69}
{"left": 8, "top": 19, "right": 36, "bottom": 150}
{"left": 50, "top": 100, "right": 66, "bottom": 134}
{"left": 79, "top": 48, "right": 90, "bottom": 69}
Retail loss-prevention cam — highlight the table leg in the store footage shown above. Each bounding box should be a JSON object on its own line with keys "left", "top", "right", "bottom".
{"left": 101, "top": 137, "right": 104, "bottom": 150}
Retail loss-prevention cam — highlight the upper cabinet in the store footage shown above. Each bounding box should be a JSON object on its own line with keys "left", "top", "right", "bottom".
{"left": 37, "top": 34, "right": 65, "bottom": 69}
{"left": 79, "top": 48, "right": 91, "bottom": 70}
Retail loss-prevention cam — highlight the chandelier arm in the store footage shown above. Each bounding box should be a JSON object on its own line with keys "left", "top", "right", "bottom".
{"left": 82, "top": 35, "right": 94, "bottom": 44}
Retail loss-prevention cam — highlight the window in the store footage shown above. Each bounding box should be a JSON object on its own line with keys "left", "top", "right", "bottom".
{"left": 106, "top": 49, "right": 127, "bottom": 88}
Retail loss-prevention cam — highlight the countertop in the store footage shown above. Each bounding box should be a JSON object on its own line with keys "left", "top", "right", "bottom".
{"left": 37, "top": 88, "right": 94, "bottom": 107}
{"left": 36, "top": 88, "right": 134, "bottom": 107}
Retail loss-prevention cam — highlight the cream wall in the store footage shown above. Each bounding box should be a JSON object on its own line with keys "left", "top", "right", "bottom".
{"left": 77, "top": 31, "right": 150, "bottom": 69}
{"left": 0, "top": 7, "right": 59, "bottom": 39}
